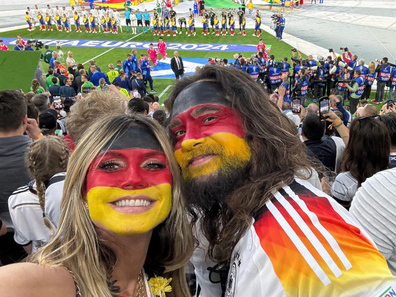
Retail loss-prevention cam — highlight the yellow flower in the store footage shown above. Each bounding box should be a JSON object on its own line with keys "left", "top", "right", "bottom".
{"left": 148, "top": 277, "right": 173, "bottom": 297}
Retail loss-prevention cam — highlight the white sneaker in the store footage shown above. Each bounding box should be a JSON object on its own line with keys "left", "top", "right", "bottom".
{"left": 179, "top": 31, "right": 182, "bottom": 34}
{"left": 252, "top": 34, "right": 256, "bottom": 36}
{"left": 188, "top": 34, "right": 190, "bottom": 36}
{"left": 167, "top": 34, "right": 170, "bottom": 36}
{"left": 204, "top": 34, "right": 206, "bottom": 36}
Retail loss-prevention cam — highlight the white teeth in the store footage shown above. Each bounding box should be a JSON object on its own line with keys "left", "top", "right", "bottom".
{"left": 115, "top": 200, "right": 151, "bottom": 207}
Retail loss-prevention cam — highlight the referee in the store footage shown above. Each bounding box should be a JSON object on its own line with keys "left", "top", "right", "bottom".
{"left": 143, "top": 9, "right": 150, "bottom": 33}
{"left": 209, "top": 8, "right": 216, "bottom": 34}
{"left": 135, "top": 9, "right": 143, "bottom": 33}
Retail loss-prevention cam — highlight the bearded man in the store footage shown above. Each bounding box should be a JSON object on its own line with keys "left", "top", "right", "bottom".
{"left": 167, "top": 66, "right": 396, "bottom": 297}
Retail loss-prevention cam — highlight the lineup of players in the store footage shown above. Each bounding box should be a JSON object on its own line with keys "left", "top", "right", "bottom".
{"left": 24, "top": 5, "right": 262, "bottom": 37}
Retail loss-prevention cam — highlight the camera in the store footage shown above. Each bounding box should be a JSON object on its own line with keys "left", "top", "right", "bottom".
{"left": 329, "top": 48, "right": 333, "bottom": 53}
{"left": 291, "top": 48, "right": 297, "bottom": 53}
{"left": 30, "top": 39, "right": 43, "bottom": 51}
{"left": 338, "top": 79, "right": 354, "bottom": 83}
{"left": 375, "top": 58, "right": 382, "bottom": 63}
{"left": 340, "top": 47, "right": 349, "bottom": 51}
{"left": 271, "top": 14, "right": 279, "bottom": 21}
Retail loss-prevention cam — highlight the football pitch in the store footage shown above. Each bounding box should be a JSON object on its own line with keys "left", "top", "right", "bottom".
{"left": 0, "top": 25, "right": 299, "bottom": 102}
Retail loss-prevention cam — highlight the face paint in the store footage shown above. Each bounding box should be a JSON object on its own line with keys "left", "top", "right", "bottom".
{"left": 170, "top": 82, "right": 251, "bottom": 180}
{"left": 86, "top": 126, "right": 172, "bottom": 235}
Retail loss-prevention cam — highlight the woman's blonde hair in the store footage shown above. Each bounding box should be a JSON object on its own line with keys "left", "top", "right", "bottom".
{"left": 68, "top": 51, "right": 73, "bottom": 57}
{"left": 31, "top": 79, "right": 40, "bottom": 94}
{"left": 368, "top": 61, "right": 376, "bottom": 73}
{"left": 68, "top": 73, "right": 74, "bottom": 81}
{"left": 99, "top": 78, "right": 106, "bottom": 86}
{"left": 27, "top": 136, "right": 69, "bottom": 231}
{"left": 30, "top": 114, "right": 194, "bottom": 297}
{"left": 119, "top": 69, "right": 126, "bottom": 81}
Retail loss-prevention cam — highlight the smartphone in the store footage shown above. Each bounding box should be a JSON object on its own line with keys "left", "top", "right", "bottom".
{"left": 385, "top": 99, "right": 394, "bottom": 108}
{"left": 319, "top": 97, "right": 330, "bottom": 116}
{"left": 292, "top": 98, "right": 301, "bottom": 113}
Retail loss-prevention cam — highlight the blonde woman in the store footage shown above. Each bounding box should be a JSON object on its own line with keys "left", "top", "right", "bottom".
{"left": 0, "top": 114, "right": 194, "bottom": 297}
{"left": 8, "top": 136, "right": 69, "bottom": 254}
{"left": 30, "top": 78, "right": 45, "bottom": 94}
{"left": 66, "top": 51, "right": 78, "bottom": 73}
{"left": 362, "top": 61, "right": 377, "bottom": 100}
{"left": 113, "top": 69, "right": 132, "bottom": 92}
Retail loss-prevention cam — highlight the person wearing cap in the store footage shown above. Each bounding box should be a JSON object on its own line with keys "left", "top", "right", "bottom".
{"left": 107, "top": 64, "right": 119, "bottom": 84}
{"left": 39, "top": 109, "right": 58, "bottom": 136}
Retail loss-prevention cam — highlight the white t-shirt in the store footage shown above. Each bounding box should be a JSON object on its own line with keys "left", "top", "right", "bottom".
{"left": 8, "top": 182, "right": 52, "bottom": 253}
{"left": 331, "top": 171, "right": 358, "bottom": 202}
{"left": 45, "top": 172, "right": 66, "bottom": 229}
{"left": 66, "top": 57, "right": 76, "bottom": 67}
{"left": 331, "top": 135, "right": 345, "bottom": 173}
{"left": 350, "top": 167, "right": 396, "bottom": 276}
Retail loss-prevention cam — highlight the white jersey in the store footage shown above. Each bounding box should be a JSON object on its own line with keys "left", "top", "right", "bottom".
{"left": 107, "top": 9, "right": 114, "bottom": 18}
{"left": 113, "top": 10, "right": 121, "bottom": 22}
{"left": 80, "top": 9, "right": 89, "bottom": 18}
{"left": 130, "top": 13, "right": 137, "bottom": 25}
{"left": 54, "top": 8, "right": 62, "bottom": 18}
{"left": 98, "top": 9, "right": 105, "bottom": 19}
{"left": 46, "top": 7, "right": 54, "bottom": 17}
{"left": 8, "top": 182, "right": 52, "bottom": 253}
{"left": 33, "top": 8, "right": 42, "bottom": 18}
{"left": 45, "top": 172, "right": 66, "bottom": 229}
{"left": 61, "top": 9, "right": 69, "bottom": 19}
{"left": 91, "top": 9, "right": 98, "bottom": 18}
{"left": 193, "top": 178, "right": 396, "bottom": 297}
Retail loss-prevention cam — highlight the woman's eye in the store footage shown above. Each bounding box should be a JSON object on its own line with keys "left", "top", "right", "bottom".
{"left": 144, "top": 162, "right": 166, "bottom": 170}
{"left": 174, "top": 130, "right": 185, "bottom": 137}
{"left": 203, "top": 116, "right": 217, "bottom": 123}
{"left": 98, "top": 161, "right": 122, "bottom": 172}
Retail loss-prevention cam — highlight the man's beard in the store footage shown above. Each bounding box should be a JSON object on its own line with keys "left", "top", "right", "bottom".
{"left": 181, "top": 156, "right": 251, "bottom": 213}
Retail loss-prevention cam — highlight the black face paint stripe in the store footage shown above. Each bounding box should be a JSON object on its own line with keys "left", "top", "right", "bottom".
{"left": 101, "top": 126, "right": 163, "bottom": 152}
{"left": 172, "top": 81, "right": 231, "bottom": 118}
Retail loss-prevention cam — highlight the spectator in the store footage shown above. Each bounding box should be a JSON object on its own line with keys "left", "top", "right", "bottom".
{"left": 68, "top": 74, "right": 78, "bottom": 94}
{"left": 30, "top": 79, "right": 45, "bottom": 94}
{"left": 127, "top": 98, "right": 146, "bottom": 114}
{"left": 97, "top": 78, "right": 107, "bottom": 90}
{"left": 60, "top": 78, "right": 77, "bottom": 98}
{"left": 50, "top": 51, "right": 57, "bottom": 67}
{"left": 379, "top": 112, "right": 396, "bottom": 166}
{"left": 307, "top": 103, "right": 319, "bottom": 114}
{"left": 39, "top": 109, "right": 58, "bottom": 136}
{"left": 45, "top": 68, "right": 58, "bottom": 89}
{"left": 362, "top": 104, "right": 378, "bottom": 117}
{"left": 32, "top": 94, "right": 54, "bottom": 114}
{"left": 75, "top": 69, "right": 86, "bottom": 93}
{"left": 81, "top": 74, "right": 94, "bottom": 92}
{"left": 66, "top": 51, "right": 77, "bottom": 75}
{"left": 43, "top": 45, "right": 53, "bottom": 64}
{"left": 113, "top": 70, "right": 131, "bottom": 91}
{"left": 331, "top": 116, "right": 390, "bottom": 209}
{"left": 57, "top": 68, "right": 68, "bottom": 87}
{"left": 48, "top": 78, "right": 61, "bottom": 96}
{"left": 90, "top": 66, "right": 110, "bottom": 87}
{"left": 143, "top": 95, "right": 154, "bottom": 113}
{"left": 140, "top": 54, "right": 157, "bottom": 93}
{"left": 54, "top": 60, "right": 68, "bottom": 76}
{"left": 350, "top": 167, "right": 396, "bottom": 275}
{"left": 106, "top": 63, "right": 119, "bottom": 83}
{"left": 0, "top": 217, "right": 6, "bottom": 236}
{"left": 73, "top": 64, "right": 84, "bottom": 78}
{"left": 153, "top": 109, "right": 166, "bottom": 126}
{"left": 330, "top": 94, "right": 350, "bottom": 127}
{"left": 8, "top": 136, "right": 69, "bottom": 254}
{"left": 112, "top": 81, "right": 130, "bottom": 99}
{"left": 131, "top": 72, "right": 146, "bottom": 98}
{"left": 14, "top": 40, "right": 24, "bottom": 51}
{"left": 114, "top": 60, "right": 123, "bottom": 72}
{"left": 0, "top": 90, "right": 41, "bottom": 265}
{"left": 302, "top": 113, "right": 337, "bottom": 171}
{"left": 87, "top": 60, "right": 102, "bottom": 78}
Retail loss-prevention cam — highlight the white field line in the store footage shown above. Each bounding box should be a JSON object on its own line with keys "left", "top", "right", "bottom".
{"left": 159, "top": 85, "right": 172, "bottom": 99}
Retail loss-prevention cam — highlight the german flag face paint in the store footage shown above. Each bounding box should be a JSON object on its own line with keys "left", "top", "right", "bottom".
{"left": 85, "top": 126, "right": 172, "bottom": 235}
{"left": 170, "top": 81, "right": 251, "bottom": 180}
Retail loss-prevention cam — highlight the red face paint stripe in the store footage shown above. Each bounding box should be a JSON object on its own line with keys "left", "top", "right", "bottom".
{"left": 86, "top": 148, "right": 172, "bottom": 192}
{"left": 171, "top": 104, "right": 246, "bottom": 150}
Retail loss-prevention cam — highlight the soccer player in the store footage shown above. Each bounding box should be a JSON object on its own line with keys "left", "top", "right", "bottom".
{"left": 202, "top": 14, "right": 208, "bottom": 36}
{"left": 178, "top": 17, "right": 187, "bottom": 35}
{"left": 111, "top": 17, "right": 118, "bottom": 34}
{"left": 143, "top": 9, "right": 151, "bottom": 33}
{"left": 221, "top": 9, "right": 227, "bottom": 32}
{"left": 90, "top": 13, "right": 97, "bottom": 33}
{"left": 187, "top": 16, "right": 195, "bottom": 36}
{"left": 254, "top": 15, "right": 261, "bottom": 37}
{"left": 237, "top": 7, "right": 244, "bottom": 34}
{"left": 229, "top": 16, "right": 235, "bottom": 36}
{"left": 113, "top": 8, "right": 122, "bottom": 33}
{"left": 100, "top": 16, "right": 108, "bottom": 33}
{"left": 131, "top": 10, "right": 137, "bottom": 34}
{"left": 157, "top": 37, "right": 167, "bottom": 60}
{"left": 136, "top": 9, "right": 143, "bottom": 33}
{"left": 26, "top": 12, "right": 34, "bottom": 31}
{"left": 209, "top": 8, "right": 215, "bottom": 34}
{"left": 45, "top": 13, "right": 53, "bottom": 31}
{"left": 74, "top": 11, "right": 81, "bottom": 32}
{"left": 241, "top": 16, "right": 246, "bottom": 36}
{"left": 62, "top": 14, "right": 70, "bottom": 32}
{"left": 83, "top": 15, "right": 90, "bottom": 33}
{"left": 55, "top": 13, "right": 63, "bottom": 31}
{"left": 227, "top": 8, "right": 234, "bottom": 34}
{"left": 257, "top": 38, "right": 266, "bottom": 54}
{"left": 221, "top": 16, "right": 227, "bottom": 36}
{"left": 148, "top": 43, "right": 158, "bottom": 66}
{"left": 124, "top": 8, "right": 131, "bottom": 33}
{"left": 214, "top": 15, "right": 219, "bottom": 36}
{"left": 171, "top": 17, "right": 177, "bottom": 36}
{"left": 38, "top": 12, "right": 46, "bottom": 31}
{"left": 165, "top": 17, "right": 170, "bottom": 36}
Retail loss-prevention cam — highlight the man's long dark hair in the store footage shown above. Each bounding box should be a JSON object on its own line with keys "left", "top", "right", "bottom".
{"left": 167, "top": 66, "right": 313, "bottom": 263}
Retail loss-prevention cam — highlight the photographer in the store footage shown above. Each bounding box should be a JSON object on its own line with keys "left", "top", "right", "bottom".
{"left": 354, "top": 59, "right": 368, "bottom": 79}
{"left": 342, "top": 48, "right": 358, "bottom": 69}
{"left": 247, "top": 58, "right": 260, "bottom": 82}
{"left": 257, "top": 52, "right": 267, "bottom": 82}
{"left": 275, "top": 13, "right": 285, "bottom": 41}
{"left": 389, "top": 60, "right": 396, "bottom": 101}
{"left": 374, "top": 57, "right": 391, "bottom": 103}
{"left": 346, "top": 69, "right": 365, "bottom": 114}
{"left": 291, "top": 49, "right": 302, "bottom": 85}
{"left": 280, "top": 72, "right": 290, "bottom": 103}
{"left": 25, "top": 40, "right": 34, "bottom": 51}
{"left": 281, "top": 57, "right": 291, "bottom": 78}
{"left": 268, "top": 57, "right": 282, "bottom": 92}
{"left": 292, "top": 67, "right": 309, "bottom": 105}
{"left": 313, "top": 60, "right": 326, "bottom": 98}
{"left": 324, "top": 56, "right": 333, "bottom": 96}
{"left": 362, "top": 62, "right": 377, "bottom": 100}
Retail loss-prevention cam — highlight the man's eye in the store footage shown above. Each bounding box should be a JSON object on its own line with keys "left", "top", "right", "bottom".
{"left": 175, "top": 130, "right": 185, "bottom": 137}
{"left": 98, "top": 161, "right": 122, "bottom": 172}
{"left": 203, "top": 116, "right": 217, "bottom": 123}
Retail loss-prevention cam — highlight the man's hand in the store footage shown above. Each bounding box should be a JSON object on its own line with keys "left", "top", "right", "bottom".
{"left": 278, "top": 85, "right": 286, "bottom": 98}
{"left": 25, "top": 118, "right": 42, "bottom": 139}
{"left": 382, "top": 102, "right": 396, "bottom": 114}
{"left": 322, "top": 109, "right": 339, "bottom": 123}
{"left": 329, "top": 94, "right": 339, "bottom": 103}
